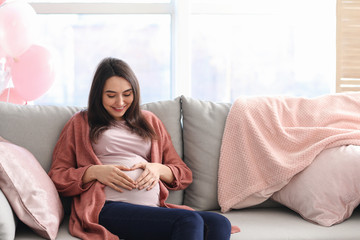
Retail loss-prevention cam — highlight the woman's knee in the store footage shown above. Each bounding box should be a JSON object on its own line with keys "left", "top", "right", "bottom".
{"left": 172, "top": 211, "right": 204, "bottom": 239}
{"left": 199, "top": 212, "right": 231, "bottom": 240}
{"left": 175, "top": 211, "right": 204, "bottom": 228}
{"left": 214, "top": 213, "right": 231, "bottom": 230}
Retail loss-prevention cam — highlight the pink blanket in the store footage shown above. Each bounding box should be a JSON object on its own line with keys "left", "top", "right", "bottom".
{"left": 218, "top": 93, "right": 360, "bottom": 213}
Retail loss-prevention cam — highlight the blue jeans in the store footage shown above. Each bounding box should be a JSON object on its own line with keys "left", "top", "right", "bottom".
{"left": 99, "top": 201, "right": 231, "bottom": 240}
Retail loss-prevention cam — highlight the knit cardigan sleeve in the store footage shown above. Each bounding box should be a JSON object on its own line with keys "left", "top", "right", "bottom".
{"left": 49, "top": 111, "right": 100, "bottom": 197}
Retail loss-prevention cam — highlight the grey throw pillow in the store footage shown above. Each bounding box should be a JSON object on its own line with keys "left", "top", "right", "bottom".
{"left": 181, "top": 96, "right": 231, "bottom": 210}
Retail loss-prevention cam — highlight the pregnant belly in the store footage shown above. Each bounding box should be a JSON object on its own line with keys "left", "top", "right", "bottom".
{"left": 103, "top": 157, "right": 161, "bottom": 207}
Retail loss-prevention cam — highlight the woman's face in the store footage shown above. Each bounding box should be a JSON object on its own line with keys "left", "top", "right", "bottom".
{"left": 102, "top": 76, "right": 134, "bottom": 121}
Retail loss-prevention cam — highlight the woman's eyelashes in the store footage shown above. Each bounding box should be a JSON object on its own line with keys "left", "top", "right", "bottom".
{"left": 106, "top": 90, "right": 132, "bottom": 99}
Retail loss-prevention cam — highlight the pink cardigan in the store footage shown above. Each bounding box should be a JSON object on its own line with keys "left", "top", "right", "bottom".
{"left": 49, "top": 110, "right": 193, "bottom": 240}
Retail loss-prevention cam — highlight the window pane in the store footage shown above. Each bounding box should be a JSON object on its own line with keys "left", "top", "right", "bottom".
{"left": 191, "top": 2, "right": 336, "bottom": 102}
{"left": 34, "top": 14, "right": 171, "bottom": 106}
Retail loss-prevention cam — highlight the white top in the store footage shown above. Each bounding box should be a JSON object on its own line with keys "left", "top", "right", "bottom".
{"left": 92, "top": 121, "right": 160, "bottom": 207}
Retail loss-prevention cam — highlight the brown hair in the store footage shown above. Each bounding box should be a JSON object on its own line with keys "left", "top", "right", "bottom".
{"left": 87, "top": 57, "right": 156, "bottom": 142}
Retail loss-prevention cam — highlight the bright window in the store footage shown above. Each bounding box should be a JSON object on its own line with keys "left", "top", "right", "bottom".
{"left": 190, "top": 0, "right": 336, "bottom": 102}
{"left": 25, "top": 0, "right": 336, "bottom": 106}
{"left": 34, "top": 14, "right": 171, "bottom": 106}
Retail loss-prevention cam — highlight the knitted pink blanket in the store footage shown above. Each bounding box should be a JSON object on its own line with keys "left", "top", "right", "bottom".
{"left": 218, "top": 93, "right": 360, "bottom": 213}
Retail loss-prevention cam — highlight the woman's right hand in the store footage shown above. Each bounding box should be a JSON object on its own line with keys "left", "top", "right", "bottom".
{"left": 82, "top": 165, "right": 136, "bottom": 192}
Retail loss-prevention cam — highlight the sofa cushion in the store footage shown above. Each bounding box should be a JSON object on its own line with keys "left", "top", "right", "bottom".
{"left": 15, "top": 215, "right": 80, "bottom": 240}
{"left": 181, "top": 96, "right": 231, "bottom": 210}
{"left": 0, "top": 137, "right": 63, "bottom": 239}
{"left": 141, "top": 97, "right": 182, "bottom": 158}
{"left": 0, "top": 189, "right": 16, "bottom": 240}
{"left": 0, "top": 102, "right": 83, "bottom": 172}
{"left": 219, "top": 207, "right": 360, "bottom": 240}
{"left": 272, "top": 145, "right": 360, "bottom": 227}
{"left": 141, "top": 97, "right": 183, "bottom": 205}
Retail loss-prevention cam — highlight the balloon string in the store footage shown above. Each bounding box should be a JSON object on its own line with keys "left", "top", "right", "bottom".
{"left": 6, "top": 87, "right": 10, "bottom": 103}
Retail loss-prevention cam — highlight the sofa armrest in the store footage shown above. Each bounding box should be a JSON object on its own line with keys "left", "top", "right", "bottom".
{"left": 0, "top": 189, "right": 17, "bottom": 240}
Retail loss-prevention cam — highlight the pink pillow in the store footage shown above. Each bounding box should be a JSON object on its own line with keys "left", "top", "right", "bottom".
{"left": 272, "top": 145, "right": 360, "bottom": 226}
{"left": 0, "top": 137, "right": 64, "bottom": 239}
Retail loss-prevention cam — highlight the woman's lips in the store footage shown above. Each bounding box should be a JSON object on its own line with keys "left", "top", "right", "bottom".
{"left": 112, "top": 105, "right": 126, "bottom": 112}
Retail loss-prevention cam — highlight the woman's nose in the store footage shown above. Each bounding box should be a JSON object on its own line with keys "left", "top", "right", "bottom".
{"left": 116, "top": 96, "right": 124, "bottom": 105}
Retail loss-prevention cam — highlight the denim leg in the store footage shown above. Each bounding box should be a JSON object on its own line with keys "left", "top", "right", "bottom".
{"left": 99, "top": 201, "right": 204, "bottom": 240}
{"left": 197, "top": 211, "right": 232, "bottom": 240}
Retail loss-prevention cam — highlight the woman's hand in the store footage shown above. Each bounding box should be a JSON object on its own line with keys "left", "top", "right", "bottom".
{"left": 131, "top": 162, "right": 174, "bottom": 191}
{"left": 83, "top": 165, "right": 136, "bottom": 192}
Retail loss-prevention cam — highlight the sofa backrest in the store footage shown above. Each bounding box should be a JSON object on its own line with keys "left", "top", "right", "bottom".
{"left": 0, "top": 102, "right": 83, "bottom": 172}
{"left": 0, "top": 97, "right": 184, "bottom": 215}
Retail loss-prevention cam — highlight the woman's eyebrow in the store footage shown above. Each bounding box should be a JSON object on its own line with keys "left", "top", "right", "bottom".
{"left": 123, "top": 88, "right": 133, "bottom": 93}
{"left": 104, "top": 88, "right": 132, "bottom": 94}
{"left": 104, "top": 90, "right": 117, "bottom": 93}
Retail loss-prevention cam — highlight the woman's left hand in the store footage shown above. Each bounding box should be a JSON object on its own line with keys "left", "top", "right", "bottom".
{"left": 131, "top": 162, "right": 174, "bottom": 190}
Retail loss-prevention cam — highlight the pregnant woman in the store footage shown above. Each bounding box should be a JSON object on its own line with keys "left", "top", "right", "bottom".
{"left": 49, "top": 57, "right": 238, "bottom": 240}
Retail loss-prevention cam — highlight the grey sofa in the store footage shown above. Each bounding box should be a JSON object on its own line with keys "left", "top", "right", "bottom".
{"left": 0, "top": 96, "right": 359, "bottom": 240}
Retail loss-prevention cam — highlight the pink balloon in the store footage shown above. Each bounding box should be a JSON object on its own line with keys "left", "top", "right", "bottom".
{"left": 0, "top": 1, "right": 37, "bottom": 57}
{"left": 0, "top": 87, "right": 26, "bottom": 105}
{"left": 12, "top": 45, "right": 55, "bottom": 101}
{"left": 0, "top": 46, "right": 6, "bottom": 58}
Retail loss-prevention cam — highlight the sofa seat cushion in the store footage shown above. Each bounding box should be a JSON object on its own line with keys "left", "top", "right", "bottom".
{"left": 219, "top": 207, "right": 360, "bottom": 240}
{"left": 15, "top": 215, "right": 80, "bottom": 240}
